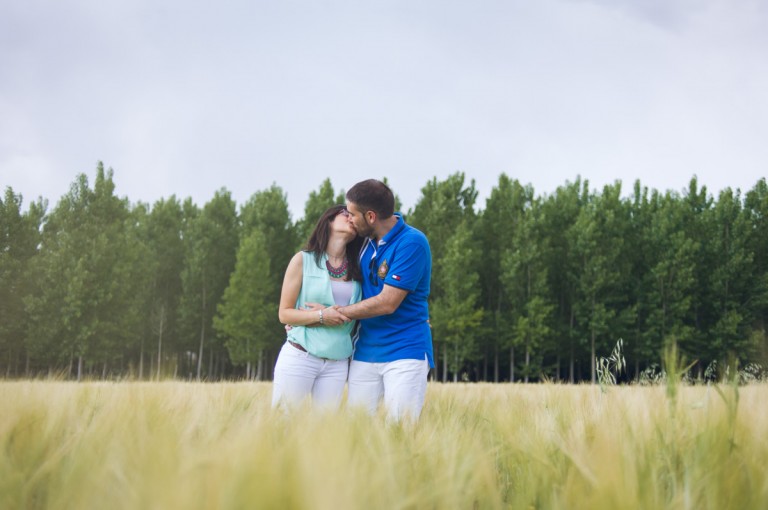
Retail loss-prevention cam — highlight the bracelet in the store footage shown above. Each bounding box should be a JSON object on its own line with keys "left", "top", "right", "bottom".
{"left": 318, "top": 309, "right": 324, "bottom": 325}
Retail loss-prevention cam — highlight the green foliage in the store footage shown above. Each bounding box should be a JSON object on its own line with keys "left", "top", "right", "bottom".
{"left": 477, "top": 175, "right": 532, "bottom": 381}
{"left": 0, "top": 189, "right": 45, "bottom": 376}
{"left": 570, "top": 182, "right": 632, "bottom": 382}
{"left": 240, "top": 185, "right": 297, "bottom": 303}
{"left": 538, "top": 178, "right": 588, "bottom": 382}
{"left": 409, "top": 173, "right": 479, "bottom": 380}
{"left": 3, "top": 168, "right": 768, "bottom": 381}
{"left": 708, "top": 188, "right": 756, "bottom": 359}
{"left": 142, "top": 197, "right": 186, "bottom": 378}
{"left": 409, "top": 172, "right": 478, "bottom": 263}
{"left": 214, "top": 230, "right": 273, "bottom": 368}
{"left": 295, "top": 178, "right": 338, "bottom": 246}
{"left": 23, "top": 165, "right": 147, "bottom": 378}
{"left": 178, "top": 189, "right": 239, "bottom": 380}
{"left": 431, "top": 222, "right": 484, "bottom": 381}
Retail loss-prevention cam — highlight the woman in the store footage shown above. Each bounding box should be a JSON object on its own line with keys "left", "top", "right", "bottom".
{"left": 272, "top": 205, "right": 363, "bottom": 409}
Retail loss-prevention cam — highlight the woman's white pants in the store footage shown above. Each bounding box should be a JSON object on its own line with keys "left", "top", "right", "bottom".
{"left": 271, "top": 341, "right": 349, "bottom": 410}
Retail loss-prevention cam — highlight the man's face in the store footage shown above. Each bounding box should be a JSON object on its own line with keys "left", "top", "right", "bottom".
{"left": 345, "top": 201, "right": 374, "bottom": 238}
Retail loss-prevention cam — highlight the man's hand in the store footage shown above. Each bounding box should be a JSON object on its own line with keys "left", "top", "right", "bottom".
{"left": 304, "top": 302, "right": 351, "bottom": 326}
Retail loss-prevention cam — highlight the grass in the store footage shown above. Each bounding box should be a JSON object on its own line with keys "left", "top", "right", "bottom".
{"left": 1, "top": 381, "right": 767, "bottom": 509}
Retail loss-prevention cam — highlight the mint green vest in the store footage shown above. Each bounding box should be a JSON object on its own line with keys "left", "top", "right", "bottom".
{"left": 286, "top": 251, "right": 362, "bottom": 360}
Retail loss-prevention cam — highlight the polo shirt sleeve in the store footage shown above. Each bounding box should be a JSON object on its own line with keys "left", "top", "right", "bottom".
{"left": 383, "top": 236, "right": 429, "bottom": 292}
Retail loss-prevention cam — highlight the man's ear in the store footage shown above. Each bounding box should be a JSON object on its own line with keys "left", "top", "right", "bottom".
{"left": 365, "top": 210, "right": 376, "bottom": 224}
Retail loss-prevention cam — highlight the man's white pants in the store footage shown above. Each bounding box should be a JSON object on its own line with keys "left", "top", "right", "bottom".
{"left": 347, "top": 357, "right": 430, "bottom": 422}
{"left": 271, "top": 341, "right": 349, "bottom": 410}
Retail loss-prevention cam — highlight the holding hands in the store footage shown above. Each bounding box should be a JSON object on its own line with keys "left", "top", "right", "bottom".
{"left": 303, "top": 303, "right": 351, "bottom": 326}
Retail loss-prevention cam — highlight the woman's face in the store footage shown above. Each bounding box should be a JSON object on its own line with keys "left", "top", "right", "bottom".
{"left": 330, "top": 209, "right": 357, "bottom": 241}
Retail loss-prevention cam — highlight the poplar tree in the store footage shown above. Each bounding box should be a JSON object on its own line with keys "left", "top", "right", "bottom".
{"left": 678, "top": 177, "right": 717, "bottom": 369}
{"left": 478, "top": 175, "right": 531, "bottom": 381}
{"left": 641, "top": 190, "right": 698, "bottom": 370}
{"left": 709, "top": 187, "right": 756, "bottom": 363}
{"left": 744, "top": 179, "right": 768, "bottom": 362}
{"left": 502, "top": 197, "right": 553, "bottom": 382}
{"left": 540, "top": 178, "right": 588, "bottom": 381}
{"left": 238, "top": 185, "right": 297, "bottom": 378}
{"left": 296, "top": 178, "right": 339, "bottom": 246}
{"left": 25, "top": 165, "right": 141, "bottom": 379}
{"left": 143, "top": 197, "right": 185, "bottom": 379}
{"left": 570, "top": 182, "right": 631, "bottom": 383}
{"left": 410, "top": 172, "right": 478, "bottom": 381}
{"left": 625, "top": 182, "right": 654, "bottom": 378}
{"left": 0, "top": 188, "right": 45, "bottom": 376}
{"left": 178, "top": 189, "right": 238, "bottom": 380}
{"left": 431, "top": 222, "right": 483, "bottom": 381}
{"left": 214, "top": 229, "right": 272, "bottom": 379}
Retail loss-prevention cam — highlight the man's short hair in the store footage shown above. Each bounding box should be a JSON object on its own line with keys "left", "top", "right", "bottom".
{"left": 346, "top": 179, "right": 395, "bottom": 219}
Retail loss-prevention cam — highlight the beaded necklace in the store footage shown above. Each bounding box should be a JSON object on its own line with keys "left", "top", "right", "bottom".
{"left": 326, "top": 257, "right": 348, "bottom": 279}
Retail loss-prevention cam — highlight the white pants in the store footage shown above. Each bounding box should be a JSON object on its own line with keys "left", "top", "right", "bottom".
{"left": 271, "top": 342, "right": 349, "bottom": 410}
{"left": 347, "top": 357, "right": 430, "bottom": 422}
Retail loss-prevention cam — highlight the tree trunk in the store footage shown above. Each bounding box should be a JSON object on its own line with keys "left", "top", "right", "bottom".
{"left": 442, "top": 343, "right": 448, "bottom": 383}
{"left": 494, "top": 346, "right": 499, "bottom": 383}
{"left": 524, "top": 343, "right": 530, "bottom": 383}
{"left": 156, "top": 305, "right": 165, "bottom": 380}
{"left": 197, "top": 278, "right": 207, "bottom": 381}
{"left": 256, "top": 349, "right": 264, "bottom": 381}
{"left": 139, "top": 336, "right": 144, "bottom": 380}
{"left": 590, "top": 328, "right": 596, "bottom": 384}
{"left": 77, "top": 355, "right": 83, "bottom": 382}
{"left": 569, "top": 307, "right": 575, "bottom": 383}
{"left": 510, "top": 346, "right": 515, "bottom": 383}
{"left": 453, "top": 343, "right": 459, "bottom": 382}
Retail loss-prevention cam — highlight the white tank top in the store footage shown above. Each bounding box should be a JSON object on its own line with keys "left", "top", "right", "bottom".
{"left": 330, "top": 280, "right": 355, "bottom": 306}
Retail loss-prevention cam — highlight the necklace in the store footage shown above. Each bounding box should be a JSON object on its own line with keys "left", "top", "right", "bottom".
{"left": 326, "top": 257, "right": 348, "bottom": 279}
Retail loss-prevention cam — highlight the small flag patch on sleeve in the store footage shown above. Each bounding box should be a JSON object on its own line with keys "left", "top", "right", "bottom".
{"left": 392, "top": 274, "right": 401, "bottom": 281}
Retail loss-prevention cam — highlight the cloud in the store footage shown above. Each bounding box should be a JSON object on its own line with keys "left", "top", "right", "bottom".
{"left": 1, "top": 0, "right": 767, "bottom": 218}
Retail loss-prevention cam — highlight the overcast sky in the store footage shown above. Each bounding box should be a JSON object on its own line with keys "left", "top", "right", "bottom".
{"left": 2, "top": 0, "right": 767, "bottom": 219}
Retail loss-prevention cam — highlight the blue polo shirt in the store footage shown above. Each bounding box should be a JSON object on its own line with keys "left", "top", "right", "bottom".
{"left": 354, "top": 214, "right": 434, "bottom": 367}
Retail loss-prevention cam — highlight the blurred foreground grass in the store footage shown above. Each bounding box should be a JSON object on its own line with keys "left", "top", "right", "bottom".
{"left": 1, "top": 381, "right": 767, "bottom": 509}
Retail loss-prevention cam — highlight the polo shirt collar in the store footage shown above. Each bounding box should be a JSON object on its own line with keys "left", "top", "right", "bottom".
{"left": 376, "top": 213, "right": 405, "bottom": 246}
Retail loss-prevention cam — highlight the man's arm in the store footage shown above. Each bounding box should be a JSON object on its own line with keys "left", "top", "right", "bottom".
{"left": 325, "top": 284, "right": 408, "bottom": 321}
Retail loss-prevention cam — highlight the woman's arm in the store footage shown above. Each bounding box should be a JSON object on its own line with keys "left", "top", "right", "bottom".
{"left": 277, "top": 252, "right": 349, "bottom": 327}
{"left": 278, "top": 252, "right": 320, "bottom": 326}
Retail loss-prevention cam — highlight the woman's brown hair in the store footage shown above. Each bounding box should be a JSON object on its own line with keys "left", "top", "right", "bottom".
{"left": 305, "top": 204, "right": 363, "bottom": 281}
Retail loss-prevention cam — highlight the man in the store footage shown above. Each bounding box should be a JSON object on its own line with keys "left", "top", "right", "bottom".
{"left": 324, "top": 179, "right": 433, "bottom": 422}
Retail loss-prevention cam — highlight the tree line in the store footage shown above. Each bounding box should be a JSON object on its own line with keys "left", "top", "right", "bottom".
{"left": 2, "top": 163, "right": 767, "bottom": 382}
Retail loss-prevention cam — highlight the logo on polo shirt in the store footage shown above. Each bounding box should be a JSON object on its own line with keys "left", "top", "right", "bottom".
{"left": 392, "top": 274, "right": 401, "bottom": 281}
{"left": 377, "top": 260, "right": 389, "bottom": 279}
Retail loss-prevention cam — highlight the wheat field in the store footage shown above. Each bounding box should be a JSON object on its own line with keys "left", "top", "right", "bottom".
{"left": 1, "top": 381, "right": 766, "bottom": 509}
